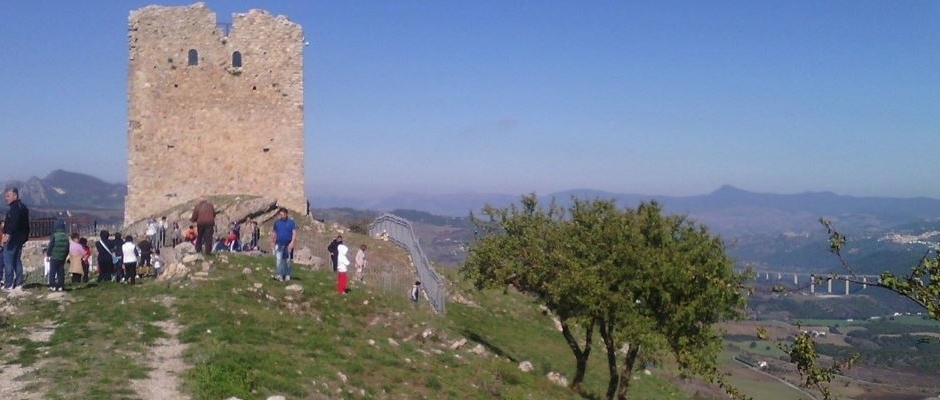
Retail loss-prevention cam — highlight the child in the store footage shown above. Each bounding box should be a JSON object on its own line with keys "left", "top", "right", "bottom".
{"left": 78, "top": 237, "right": 91, "bottom": 282}
{"left": 152, "top": 249, "right": 163, "bottom": 277}
{"left": 355, "top": 244, "right": 367, "bottom": 283}
{"left": 67, "top": 232, "right": 85, "bottom": 284}
{"left": 410, "top": 281, "right": 421, "bottom": 303}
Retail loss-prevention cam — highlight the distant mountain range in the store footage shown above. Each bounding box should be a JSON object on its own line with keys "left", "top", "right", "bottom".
{"left": 0, "top": 170, "right": 127, "bottom": 212}
{"left": 313, "top": 185, "right": 940, "bottom": 236}
{"left": 5, "top": 170, "right": 940, "bottom": 238}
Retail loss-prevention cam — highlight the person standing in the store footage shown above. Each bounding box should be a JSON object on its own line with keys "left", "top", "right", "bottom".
{"left": 45, "top": 220, "right": 68, "bottom": 291}
{"left": 2, "top": 187, "right": 30, "bottom": 291}
{"left": 137, "top": 236, "right": 153, "bottom": 277}
{"left": 171, "top": 222, "right": 181, "bottom": 246}
{"left": 336, "top": 241, "right": 349, "bottom": 294}
{"left": 121, "top": 235, "right": 140, "bottom": 285}
{"left": 145, "top": 216, "right": 159, "bottom": 247}
{"left": 112, "top": 232, "right": 125, "bottom": 282}
{"left": 410, "top": 281, "right": 422, "bottom": 303}
{"left": 96, "top": 230, "right": 116, "bottom": 282}
{"left": 159, "top": 216, "right": 168, "bottom": 247}
{"left": 269, "top": 207, "right": 296, "bottom": 281}
{"left": 67, "top": 232, "right": 85, "bottom": 284}
{"left": 190, "top": 197, "right": 216, "bottom": 255}
{"left": 78, "top": 237, "right": 91, "bottom": 283}
{"left": 327, "top": 235, "right": 342, "bottom": 273}
{"left": 354, "top": 244, "right": 367, "bottom": 283}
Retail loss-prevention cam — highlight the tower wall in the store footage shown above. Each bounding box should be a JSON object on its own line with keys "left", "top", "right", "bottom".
{"left": 126, "top": 3, "right": 305, "bottom": 225}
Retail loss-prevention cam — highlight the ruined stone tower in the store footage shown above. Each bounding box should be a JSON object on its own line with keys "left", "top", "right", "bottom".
{"left": 125, "top": 3, "right": 305, "bottom": 226}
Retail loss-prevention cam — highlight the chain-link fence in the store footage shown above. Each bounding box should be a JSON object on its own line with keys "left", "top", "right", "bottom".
{"left": 369, "top": 214, "right": 446, "bottom": 314}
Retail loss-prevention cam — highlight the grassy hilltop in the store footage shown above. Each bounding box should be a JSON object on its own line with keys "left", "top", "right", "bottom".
{"left": 0, "top": 238, "right": 695, "bottom": 400}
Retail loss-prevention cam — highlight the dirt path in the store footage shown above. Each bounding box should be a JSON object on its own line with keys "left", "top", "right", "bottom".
{"left": 131, "top": 296, "right": 190, "bottom": 400}
{"left": 0, "top": 318, "right": 58, "bottom": 400}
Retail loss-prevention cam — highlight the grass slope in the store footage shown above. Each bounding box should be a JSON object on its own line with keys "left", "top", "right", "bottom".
{"left": 0, "top": 252, "right": 694, "bottom": 400}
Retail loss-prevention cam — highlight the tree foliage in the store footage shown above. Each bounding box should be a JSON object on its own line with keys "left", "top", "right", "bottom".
{"left": 786, "top": 218, "right": 940, "bottom": 400}
{"left": 462, "top": 195, "right": 750, "bottom": 399}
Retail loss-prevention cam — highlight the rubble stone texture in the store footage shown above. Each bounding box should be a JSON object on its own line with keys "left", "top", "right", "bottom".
{"left": 125, "top": 2, "right": 306, "bottom": 226}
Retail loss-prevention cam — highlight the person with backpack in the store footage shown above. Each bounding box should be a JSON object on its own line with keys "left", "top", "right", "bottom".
{"left": 45, "top": 220, "right": 69, "bottom": 291}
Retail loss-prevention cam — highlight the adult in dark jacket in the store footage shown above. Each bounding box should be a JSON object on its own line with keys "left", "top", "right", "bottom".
{"left": 327, "top": 235, "right": 342, "bottom": 273}
{"left": 2, "top": 187, "right": 30, "bottom": 291}
{"left": 111, "top": 232, "right": 126, "bottom": 282}
{"left": 96, "top": 230, "right": 116, "bottom": 282}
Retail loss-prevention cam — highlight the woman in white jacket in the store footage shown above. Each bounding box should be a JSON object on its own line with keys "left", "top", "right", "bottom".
{"left": 336, "top": 243, "right": 350, "bottom": 294}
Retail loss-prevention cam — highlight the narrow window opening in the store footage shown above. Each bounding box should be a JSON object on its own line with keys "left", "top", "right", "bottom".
{"left": 187, "top": 49, "right": 198, "bottom": 66}
{"left": 232, "top": 51, "right": 242, "bottom": 68}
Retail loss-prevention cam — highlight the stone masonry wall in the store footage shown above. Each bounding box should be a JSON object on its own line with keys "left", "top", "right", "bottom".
{"left": 125, "top": 2, "right": 306, "bottom": 226}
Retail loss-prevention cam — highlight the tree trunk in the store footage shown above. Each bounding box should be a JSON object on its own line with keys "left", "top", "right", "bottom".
{"left": 599, "top": 317, "right": 619, "bottom": 400}
{"left": 560, "top": 318, "right": 594, "bottom": 392}
{"left": 616, "top": 345, "right": 640, "bottom": 400}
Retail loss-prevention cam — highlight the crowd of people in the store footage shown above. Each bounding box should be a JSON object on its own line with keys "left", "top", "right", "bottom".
{"left": 1, "top": 190, "right": 422, "bottom": 302}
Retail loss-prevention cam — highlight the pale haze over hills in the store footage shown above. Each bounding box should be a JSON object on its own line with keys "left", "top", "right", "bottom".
{"left": 5, "top": 170, "right": 940, "bottom": 237}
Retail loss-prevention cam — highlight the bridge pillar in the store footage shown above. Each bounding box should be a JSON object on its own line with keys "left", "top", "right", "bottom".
{"left": 793, "top": 274, "right": 798, "bottom": 285}
{"left": 863, "top": 276, "right": 867, "bottom": 289}
{"left": 810, "top": 275, "right": 815, "bottom": 294}
{"left": 764, "top": 272, "right": 769, "bottom": 280}
{"left": 777, "top": 272, "right": 782, "bottom": 280}
{"left": 845, "top": 279, "right": 850, "bottom": 295}
{"left": 827, "top": 278, "right": 832, "bottom": 294}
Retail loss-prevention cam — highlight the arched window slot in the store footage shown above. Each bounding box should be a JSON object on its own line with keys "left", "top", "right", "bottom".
{"left": 187, "top": 49, "right": 198, "bottom": 66}
{"left": 232, "top": 51, "right": 242, "bottom": 68}
{"left": 262, "top": 148, "right": 270, "bottom": 153}
{"left": 252, "top": 86, "right": 257, "bottom": 91}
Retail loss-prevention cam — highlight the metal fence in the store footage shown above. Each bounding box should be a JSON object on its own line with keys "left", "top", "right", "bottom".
{"left": 369, "top": 213, "right": 446, "bottom": 314}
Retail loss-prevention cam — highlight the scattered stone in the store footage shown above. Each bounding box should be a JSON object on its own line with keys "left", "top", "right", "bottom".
{"left": 266, "top": 396, "right": 286, "bottom": 400}
{"left": 285, "top": 284, "right": 304, "bottom": 293}
{"left": 242, "top": 267, "right": 252, "bottom": 275}
{"left": 547, "top": 371, "right": 568, "bottom": 387}
{"left": 449, "top": 338, "right": 467, "bottom": 350}
{"left": 368, "top": 339, "right": 376, "bottom": 346}
{"left": 421, "top": 328, "right": 434, "bottom": 340}
{"left": 388, "top": 338, "right": 399, "bottom": 347}
{"left": 253, "top": 283, "right": 263, "bottom": 289}
{"left": 337, "top": 372, "right": 348, "bottom": 384}
{"left": 518, "top": 361, "right": 534, "bottom": 372}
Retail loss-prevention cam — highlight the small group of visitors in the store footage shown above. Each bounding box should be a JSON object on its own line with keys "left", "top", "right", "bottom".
{"left": 326, "top": 235, "right": 369, "bottom": 294}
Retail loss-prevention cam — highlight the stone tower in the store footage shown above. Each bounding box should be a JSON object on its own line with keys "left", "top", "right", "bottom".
{"left": 125, "top": 3, "right": 305, "bottom": 226}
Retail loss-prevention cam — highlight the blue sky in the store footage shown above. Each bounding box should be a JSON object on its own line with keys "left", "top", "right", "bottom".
{"left": 2, "top": 1, "right": 939, "bottom": 199}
